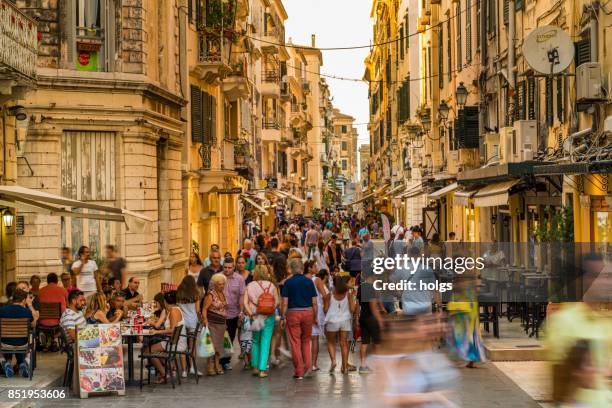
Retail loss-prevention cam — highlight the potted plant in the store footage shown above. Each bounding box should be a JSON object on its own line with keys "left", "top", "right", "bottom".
{"left": 234, "top": 143, "right": 248, "bottom": 164}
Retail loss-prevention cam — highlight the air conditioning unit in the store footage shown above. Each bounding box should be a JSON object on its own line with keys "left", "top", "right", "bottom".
{"left": 499, "top": 127, "right": 515, "bottom": 164}
{"left": 577, "top": 63, "right": 604, "bottom": 101}
{"left": 484, "top": 132, "right": 500, "bottom": 163}
{"left": 514, "top": 120, "right": 537, "bottom": 161}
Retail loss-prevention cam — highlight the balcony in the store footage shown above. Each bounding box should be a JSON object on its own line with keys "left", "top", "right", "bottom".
{"left": 0, "top": 0, "right": 37, "bottom": 98}
{"left": 261, "top": 27, "right": 285, "bottom": 54}
{"left": 222, "top": 63, "right": 252, "bottom": 101}
{"left": 261, "top": 69, "right": 280, "bottom": 96}
{"left": 193, "top": 32, "right": 232, "bottom": 83}
{"left": 262, "top": 120, "right": 281, "bottom": 142}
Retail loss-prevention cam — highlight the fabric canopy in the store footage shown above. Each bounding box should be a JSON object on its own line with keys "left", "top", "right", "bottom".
{"left": 428, "top": 182, "right": 459, "bottom": 200}
{"left": 386, "top": 183, "right": 405, "bottom": 197}
{"left": 271, "top": 189, "right": 306, "bottom": 204}
{"left": 348, "top": 192, "right": 375, "bottom": 206}
{"left": 398, "top": 183, "right": 424, "bottom": 199}
{"left": 453, "top": 189, "right": 477, "bottom": 207}
{"left": 473, "top": 180, "right": 520, "bottom": 207}
{"left": 0, "top": 185, "right": 153, "bottom": 232}
{"left": 240, "top": 194, "right": 266, "bottom": 213}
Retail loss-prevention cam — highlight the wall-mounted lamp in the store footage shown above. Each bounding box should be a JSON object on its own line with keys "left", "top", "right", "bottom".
{"left": 456, "top": 82, "right": 468, "bottom": 108}
{"left": 3, "top": 209, "right": 14, "bottom": 228}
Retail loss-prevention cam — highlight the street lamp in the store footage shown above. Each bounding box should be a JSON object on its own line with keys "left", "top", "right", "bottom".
{"left": 456, "top": 82, "right": 468, "bottom": 108}
{"left": 438, "top": 99, "right": 450, "bottom": 122}
{"left": 421, "top": 113, "right": 431, "bottom": 132}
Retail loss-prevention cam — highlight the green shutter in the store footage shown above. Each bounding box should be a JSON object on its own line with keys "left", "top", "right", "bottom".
{"left": 447, "top": 19, "right": 452, "bottom": 82}
{"left": 574, "top": 39, "right": 591, "bottom": 66}
{"left": 191, "top": 85, "right": 203, "bottom": 143}
{"left": 439, "top": 24, "right": 444, "bottom": 89}
{"left": 556, "top": 77, "right": 564, "bottom": 123}
{"left": 545, "top": 77, "right": 553, "bottom": 127}
{"left": 456, "top": 2, "right": 462, "bottom": 71}
{"left": 527, "top": 76, "right": 535, "bottom": 120}
{"left": 515, "top": 0, "right": 524, "bottom": 10}
{"left": 503, "top": 0, "right": 509, "bottom": 25}
{"left": 457, "top": 107, "right": 480, "bottom": 149}
{"left": 476, "top": 0, "right": 481, "bottom": 49}
{"left": 466, "top": 0, "right": 472, "bottom": 62}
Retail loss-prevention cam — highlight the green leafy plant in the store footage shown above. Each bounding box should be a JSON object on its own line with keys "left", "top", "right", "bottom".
{"left": 533, "top": 205, "right": 574, "bottom": 243}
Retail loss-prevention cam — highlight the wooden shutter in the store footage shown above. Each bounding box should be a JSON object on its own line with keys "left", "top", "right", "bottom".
{"left": 405, "top": 12, "right": 409, "bottom": 50}
{"left": 545, "top": 77, "right": 553, "bottom": 127}
{"left": 503, "top": 0, "right": 509, "bottom": 25}
{"left": 61, "top": 131, "right": 116, "bottom": 201}
{"left": 574, "top": 39, "right": 591, "bottom": 66}
{"left": 466, "top": 0, "right": 472, "bottom": 63}
{"left": 456, "top": 2, "right": 462, "bottom": 71}
{"left": 438, "top": 25, "right": 444, "bottom": 89}
{"left": 556, "top": 77, "right": 564, "bottom": 123}
{"left": 527, "top": 76, "right": 536, "bottom": 120}
{"left": 447, "top": 19, "right": 452, "bottom": 81}
{"left": 210, "top": 94, "right": 217, "bottom": 143}
{"left": 399, "top": 27, "right": 404, "bottom": 60}
{"left": 488, "top": 0, "right": 496, "bottom": 34}
{"left": 516, "top": 80, "right": 526, "bottom": 121}
{"left": 191, "top": 85, "right": 203, "bottom": 143}
{"left": 476, "top": 0, "right": 481, "bottom": 49}
{"left": 456, "top": 107, "right": 480, "bottom": 149}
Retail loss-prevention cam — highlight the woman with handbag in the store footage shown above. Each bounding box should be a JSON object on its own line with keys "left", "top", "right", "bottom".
{"left": 202, "top": 273, "right": 228, "bottom": 376}
{"left": 243, "top": 265, "right": 279, "bottom": 378}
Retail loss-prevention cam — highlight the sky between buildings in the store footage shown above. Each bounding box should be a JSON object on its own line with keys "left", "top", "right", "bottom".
{"left": 284, "top": 0, "right": 372, "bottom": 146}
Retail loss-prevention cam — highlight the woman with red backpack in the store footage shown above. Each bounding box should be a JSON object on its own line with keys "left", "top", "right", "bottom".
{"left": 243, "top": 265, "right": 279, "bottom": 378}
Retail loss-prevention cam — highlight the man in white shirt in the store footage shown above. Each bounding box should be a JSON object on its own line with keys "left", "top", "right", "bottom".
{"left": 71, "top": 246, "right": 99, "bottom": 297}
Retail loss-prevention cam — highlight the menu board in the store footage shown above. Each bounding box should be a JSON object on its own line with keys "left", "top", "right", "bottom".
{"left": 76, "top": 324, "right": 125, "bottom": 398}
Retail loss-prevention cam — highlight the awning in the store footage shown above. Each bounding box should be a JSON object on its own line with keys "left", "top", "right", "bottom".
{"left": 399, "top": 183, "right": 424, "bottom": 199}
{"left": 0, "top": 185, "right": 153, "bottom": 232}
{"left": 473, "top": 180, "right": 520, "bottom": 207}
{"left": 386, "top": 183, "right": 405, "bottom": 197}
{"left": 271, "top": 189, "right": 306, "bottom": 204}
{"left": 453, "top": 189, "right": 477, "bottom": 206}
{"left": 348, "top": 192, "right": 375, "bottom": 206}
{"left": 371, "top": 184, "right": 390, "bottom": 198}
{"left": 240, "top": 194, "right": 266, "bottom": 213}
{"left": 428, "top": 182, "right": 459, "bottom": 200}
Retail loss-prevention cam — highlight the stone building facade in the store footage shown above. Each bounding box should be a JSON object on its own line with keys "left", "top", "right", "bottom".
{"left": 16, "top": 0, "right": 187, "bottom": 298}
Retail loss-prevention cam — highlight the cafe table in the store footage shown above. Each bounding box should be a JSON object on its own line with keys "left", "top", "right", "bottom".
{"left": 122, "top": 330, "right": 154, "bottom": 386}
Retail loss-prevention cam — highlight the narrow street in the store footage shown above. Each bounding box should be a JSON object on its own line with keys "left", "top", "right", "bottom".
{"left": 34, "top": 353, "right": 540, "bottom": 408}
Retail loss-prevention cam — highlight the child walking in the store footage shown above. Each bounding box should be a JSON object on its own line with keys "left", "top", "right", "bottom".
{"left": 239, "top": 315, "right": 253, "bottom": 369}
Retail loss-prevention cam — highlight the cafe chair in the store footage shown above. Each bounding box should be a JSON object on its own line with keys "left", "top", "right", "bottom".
{"left": 175, "top": 323, "right": 202, "bottom": 383}
{"left": 138, "top": 325, "right": 183, "bottom": 390}
{"left": 59, "top": 327, "right": 74, "bottom": 388}
{"left": 0, "top": 317, "right": 35, "bottom": 380}
{"left": 37, "top": 302, "right": 62, "bottom": 350}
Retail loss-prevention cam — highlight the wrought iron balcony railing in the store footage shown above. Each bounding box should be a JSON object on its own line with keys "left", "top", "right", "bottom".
{"left": 0, "top": 0, "right": 38, "bottom": 80}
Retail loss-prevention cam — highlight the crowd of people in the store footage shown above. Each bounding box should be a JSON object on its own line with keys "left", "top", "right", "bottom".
{"left": 0, "top": 214, "right": 485, "bottom": 387}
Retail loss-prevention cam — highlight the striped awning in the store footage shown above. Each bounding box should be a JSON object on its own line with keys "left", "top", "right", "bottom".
{"left": 473, "top": 180, "right": 520, "bottom": 207}
{"left": 428, "top": 182, "right": 459, "bottom": 200}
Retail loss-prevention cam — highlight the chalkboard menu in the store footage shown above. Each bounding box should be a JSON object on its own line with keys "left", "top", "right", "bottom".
{"left": 15, "top": 216, "right": 24, "bottom": 235}
{"left": 76, "top": 324, "right": 125, "bottom": 398}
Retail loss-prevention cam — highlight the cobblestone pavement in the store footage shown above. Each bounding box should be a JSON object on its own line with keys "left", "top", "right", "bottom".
{"left": 28, "top": 351, "right": 540, "bottom": 408}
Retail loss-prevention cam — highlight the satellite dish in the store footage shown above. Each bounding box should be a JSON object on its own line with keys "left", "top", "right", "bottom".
{"left": 523, "top": 26, "right": 574, "bottom": 75}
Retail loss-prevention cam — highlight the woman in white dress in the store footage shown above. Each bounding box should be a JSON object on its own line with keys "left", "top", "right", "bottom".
{"left": 311, "top": 268, "right": 330, "bottom": 371}
{"left": 313, "top": 241, "right": 328, "bottom": 271}
{"left": 324, "top": 276, "right": 356, "bottom": 374}
{"left": 185, "top": 251, "right": 202, "bottom": 282}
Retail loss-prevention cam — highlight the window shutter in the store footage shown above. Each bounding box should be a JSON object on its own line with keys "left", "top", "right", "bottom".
{"left": 438, "top": 25, "right": 444, "bottom": 89}
{"left": 405, "top": 12, "right": 409, "bottom": 50}
{"left": 545, "top": 77, "right": 553, "bottom": 127}
{"left": 191, "top": 85, "right": 203, "bottom": 143}
{"left": 466, "top": 0, "right": 472, "bottom": 62}
{"left": 488, "top": 0, "right": 496, "bottom": 34}
{"left": 188, "top": 0, "right": 193, "bottom": 22}
{"left": 406, "top": 78, "right": 411, "bottom": 120}
{"left": 457, "top": 107, "right": 480, "bottom": 148}
{"left": 456, "top": 2, "right": 462, "bottom": 71}
{"left": 503, "top": 0, "right": 509, "bottom": 25}
{"left": 211, "top": 95, "right": 217, "bottom": 143}
{"left": 574, "top": 39, "right": 591, "bottom": 66}
{"left": 556, "top": 77, "right": 564, "bottom": 123}
{"left": 516, "top": 80, "right": 526, "bottom": 121}
{"left": 447, "top": 18, "right": 452, "bottom": 82}
{"left": 476, "top": 0, "right": 481, "bottom": 49}
{"left": 515, "top": 0, "right": 524, "bottom": 10}
{"left": 399, "top": 27, "right": 404, "bottom": 60}
{"left": 527, "top": 76, "right": 536, "bottom": 120}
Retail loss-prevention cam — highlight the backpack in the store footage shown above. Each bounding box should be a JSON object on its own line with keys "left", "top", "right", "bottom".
{"left": 255, "top": 281, "right": 275, "bottom": 315}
